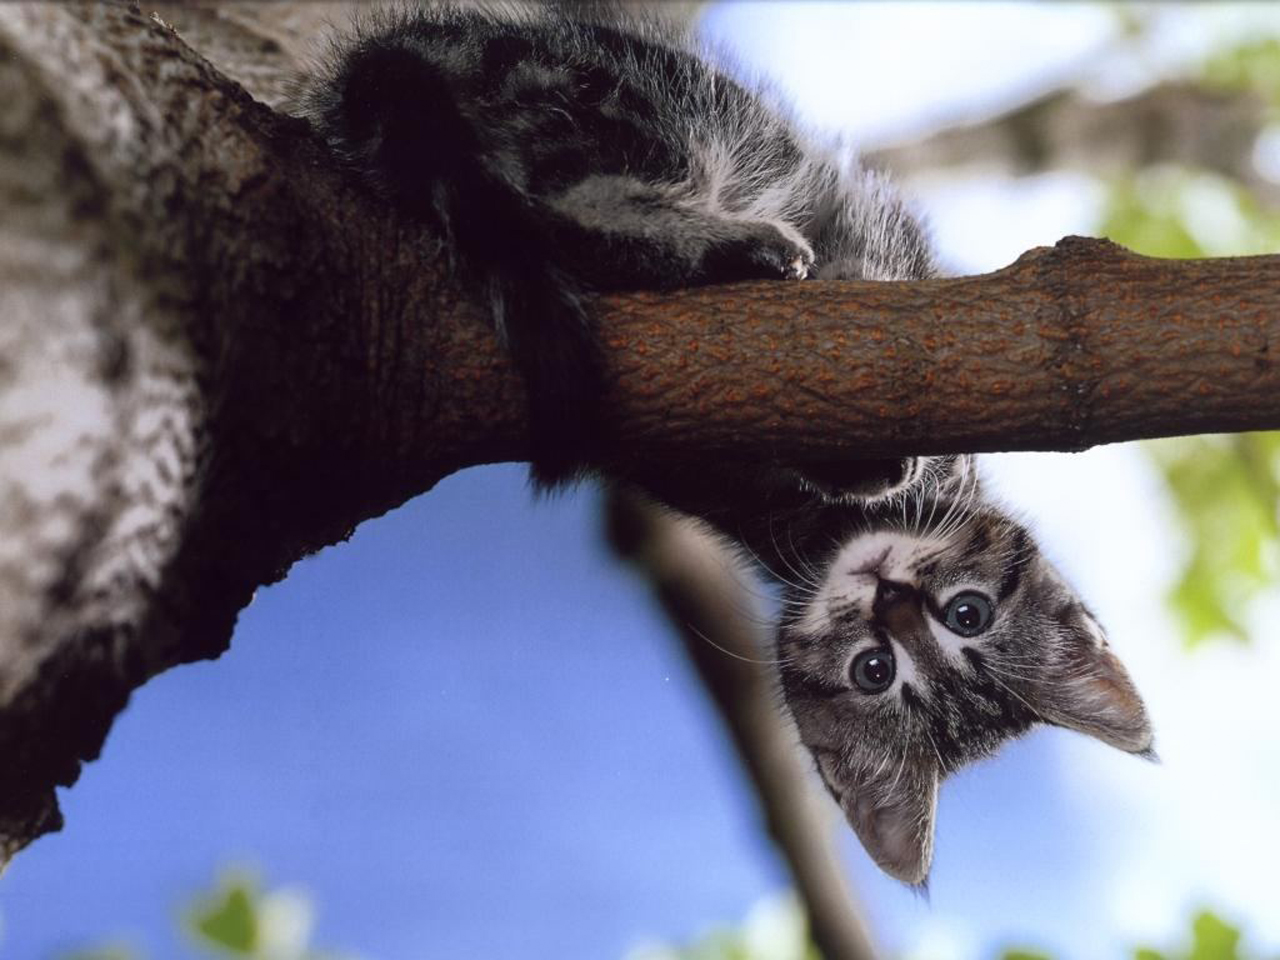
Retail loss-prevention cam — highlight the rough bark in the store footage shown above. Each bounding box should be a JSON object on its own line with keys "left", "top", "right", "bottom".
{"left": 1, "top": 0, "right": 1278, "bottom": 890}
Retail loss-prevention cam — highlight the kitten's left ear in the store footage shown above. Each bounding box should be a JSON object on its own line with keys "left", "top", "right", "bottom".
{"left": 1036, "top": 614, "right": 1154, "bottom": 756}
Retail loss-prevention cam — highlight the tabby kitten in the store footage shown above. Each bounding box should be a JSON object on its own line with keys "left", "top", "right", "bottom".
{"left": 300, "top": 2, "right": 1153, "bottom": 885}
{"left": 770, "top": 454, "right": 1153, "bottom": 883}
{"left": 300, "top": 1, "right": 931, "bottom": 482}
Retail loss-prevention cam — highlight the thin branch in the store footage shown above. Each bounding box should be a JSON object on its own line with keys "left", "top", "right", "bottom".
{"left": 606, "top": 489, "right": 878, "bottom": 960}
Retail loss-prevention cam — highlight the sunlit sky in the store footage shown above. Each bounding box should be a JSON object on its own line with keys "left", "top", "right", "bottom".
{"left": 4, "top": 4, "right": 1280, "bottom": 960}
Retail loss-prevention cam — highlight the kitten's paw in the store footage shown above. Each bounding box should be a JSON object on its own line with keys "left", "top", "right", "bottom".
{"left": 752, "top": 223, "right": 815, "bottom": 279}
{"left": 705, "top": 221, "right": 815, "bottom": 282}
{"left": 794, "top": 457, "right": 932, "bottom": 504}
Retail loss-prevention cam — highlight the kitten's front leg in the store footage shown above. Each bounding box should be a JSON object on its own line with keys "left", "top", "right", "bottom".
{"left": 546, "top": 175, "right": 815, "bottom": 289}
{"left": 790, "top": 455, "right": 961, "bottom": 505}
{"left": 702, "top": 219, "right": 815, "bottom": 283}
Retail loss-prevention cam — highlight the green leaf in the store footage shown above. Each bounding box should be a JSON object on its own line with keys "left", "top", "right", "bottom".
{"left": 1001, "top": 951, "right": 1056, "bottom": 960}
{"left": 1100, "top": 168, "right": 1280, "bottom": 261}
{"left": 1099, "top": 174, "right": 1206, "bottom": 259}
{"left": 1148, "top": 433, "right": 1280, "bottom": 647}
{"left": 189, "top": 881, "right": 258, "bottom": 954}
{"left": 1189, "top": 910, "right": 1243, "bottom": 960}
{"left": 1134, "top": 948, "right": 1169, "bottom": 960}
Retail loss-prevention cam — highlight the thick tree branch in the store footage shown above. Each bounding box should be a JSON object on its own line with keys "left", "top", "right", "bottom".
{"left": 1, "top": 1, "right": 1278, "bottom": 871}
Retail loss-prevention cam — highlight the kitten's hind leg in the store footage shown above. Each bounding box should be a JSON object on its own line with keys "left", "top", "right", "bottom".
{"left": 546, "top": 175, "right": 815, "bottom": 290}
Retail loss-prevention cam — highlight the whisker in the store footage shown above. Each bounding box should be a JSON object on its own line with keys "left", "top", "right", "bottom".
{"left": 684, "top": 621, "right": 796, "bottom": 666}
{"left": 920, "top": 722, "right": 946, "bottom": 772}
{"left": 768, "top": 512, "right": 823, "bottom": 591}
{"left": 980, "top": 668, "right": 1040, "bottom": 716}
{"left": 738, "top": 536, "right": 816, "bottom": 597}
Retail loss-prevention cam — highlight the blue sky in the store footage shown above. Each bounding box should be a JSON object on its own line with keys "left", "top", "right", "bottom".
{"left": 4, "top": 4, "right": 1280, "bottom": 960}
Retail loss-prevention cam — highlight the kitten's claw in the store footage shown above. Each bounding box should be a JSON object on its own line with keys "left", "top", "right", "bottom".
{"left": 749, "top": 225, "right": 814, "bottom": 280}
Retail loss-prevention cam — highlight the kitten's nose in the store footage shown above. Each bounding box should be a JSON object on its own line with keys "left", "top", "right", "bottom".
{"left": 873, "top": 578, "right": 915, "bottom": 613}
{"left": 873, "top": 579, "right": 926, "bottom": 637}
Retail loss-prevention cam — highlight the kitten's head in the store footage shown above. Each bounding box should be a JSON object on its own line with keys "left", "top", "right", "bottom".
{"left": 777, "top": 456, "right": 1152, "bottom": 885}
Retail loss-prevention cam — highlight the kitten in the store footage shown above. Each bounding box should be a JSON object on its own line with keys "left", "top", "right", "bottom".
{"left": 767, "top": 454, "right": 1153, "bottom": 883}
{"left": 299, "top": 1, "right": 931, "bottom": 482}
{"left": 300, "top": 2, "right": 1153, "bottom": 885}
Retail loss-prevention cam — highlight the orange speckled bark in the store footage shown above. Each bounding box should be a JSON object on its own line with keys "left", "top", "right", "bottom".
{"left": 416, "top": 236, "right": 1279, "bottom": 479}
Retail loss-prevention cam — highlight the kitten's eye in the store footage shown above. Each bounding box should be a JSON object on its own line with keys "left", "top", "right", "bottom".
{"left": 944, "top": 592, "right": 994, "bottom": 636}
{"left": 851, "top": 647, "right": 895, "bottom": 694}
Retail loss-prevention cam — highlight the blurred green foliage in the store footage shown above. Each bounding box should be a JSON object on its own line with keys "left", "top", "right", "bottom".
{"left": 1092, "top": 31, "right": 1280, "bottom": 646}
{"left": 1202, "top": 38, "right": 1280, "bottom": 105}
{"left": 635, "top": 900, "right": 1264, "bottom": 960}
{"left": 1101, "top": 169, "right": 1280, "bottom": 259}
{"left": 1001, "top": 909, "right": 1254, "bottom": 960}
{"left": 1148, "top": 433, "right": 1280, "bottom": 644}
{"left": 60, "top": 879, "right": 1273, "bottom": 960}
{"left": 191, "top": 881, "right": 257, "bottom": 953}
{"left": 58, "top": 872, "right": 351, "bottom": 960}
{"left": 625, "top": 894, "right": 820, "bottom": 960}
{"left": 1099, "top": 164, "right": 1280, "bottom": 646}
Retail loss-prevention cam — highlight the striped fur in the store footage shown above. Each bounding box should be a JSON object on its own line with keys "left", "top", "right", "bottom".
{"left": 774, "top": 455, "right": 1153, "bottom": 884}
{"left": 297, "top": 2, "right": 933, "bottom": 481}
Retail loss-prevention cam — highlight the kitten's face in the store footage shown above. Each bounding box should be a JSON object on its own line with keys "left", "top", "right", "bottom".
{"left": 777, "top": 459, "right": 1153, "bottom": 885}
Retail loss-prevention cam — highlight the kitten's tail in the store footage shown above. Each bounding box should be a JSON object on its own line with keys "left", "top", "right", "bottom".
{"left": 300, "top": 23, "right": 603, "bottom": 486}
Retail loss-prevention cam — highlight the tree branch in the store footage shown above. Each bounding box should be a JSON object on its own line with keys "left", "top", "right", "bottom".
{"left": 869, "top": 81, "right": 1277, "bottom": 205}
{"left": 607, "top": 490, "right": 879, "bottom": 960}
{"left": 1, "top": 1, "right": 1278, "bottom": 868}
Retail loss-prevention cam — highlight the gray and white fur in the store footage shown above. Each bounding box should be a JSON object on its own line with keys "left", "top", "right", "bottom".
{"left": 299, "top": 1, "right": 932, "bottom": 481}
{"left": 299, "top": 2, "right": 1153, "bottom": 886}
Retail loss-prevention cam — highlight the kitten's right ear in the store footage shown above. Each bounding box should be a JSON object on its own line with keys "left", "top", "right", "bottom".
{"left": 818, "top": 751, "right": 939, "bottom": 885}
